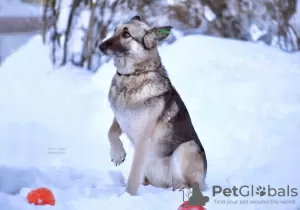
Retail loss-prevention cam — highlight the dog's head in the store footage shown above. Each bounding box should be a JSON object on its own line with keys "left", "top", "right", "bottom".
{"left": 99, "top": 15, "right": 172, "bottom": 58}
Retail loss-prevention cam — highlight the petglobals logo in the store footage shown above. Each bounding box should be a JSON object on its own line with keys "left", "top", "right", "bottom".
{"left": 212, "top": 185, "right": 298, "bottom": 197}
{"left": 212, "top": 185, "right": 298, "bottom": 205}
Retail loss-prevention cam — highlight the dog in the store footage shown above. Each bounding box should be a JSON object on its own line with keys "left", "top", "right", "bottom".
{"left": 99, "top": 15, "right": 207, "bottom": 196}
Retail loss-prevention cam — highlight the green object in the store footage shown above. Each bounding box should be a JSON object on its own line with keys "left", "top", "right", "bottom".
{"left": 159, "top": 29, "right": 170, "bottom": 35}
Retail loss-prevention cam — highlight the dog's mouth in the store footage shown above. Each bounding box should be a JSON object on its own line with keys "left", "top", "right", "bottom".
{"left": 100, "top": 50, "right": 108, "bottom": 56}
{"left": 99, "top": 47, "right": 124, "bottom": 58}
{"left": 101, "top": 50, "right": 122, "bottom": 58}
{"left": 99, "top": 48, "right": 114, "bottom": 57}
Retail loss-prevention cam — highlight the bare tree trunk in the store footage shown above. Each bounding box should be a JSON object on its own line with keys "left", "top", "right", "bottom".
{"left": 51, "top": 0, "right": 57, "bottom": 65}
{"left": 42, "top": 0, "right": 50, "bottom": 43}
{"left": 277, "top": 0, "right": 298, "bottom": 51}
{"left": 61, "top": 0, "right": 81, "bottom": 66}
{"left": 80, "top": 0, "right": 99, "bottom": 68}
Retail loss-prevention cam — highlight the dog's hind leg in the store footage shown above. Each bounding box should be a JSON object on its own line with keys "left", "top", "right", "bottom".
{"left": 171, "top": 140, "right": 207, "bottom": 191}
{"left": 143, "top": 156, "right": 173, "bottom": 188}
{"left": 108, "top": 117, "right": 126, "bottom": 166}
{"left": 143, "top": 141, "right": 206, "bottom": 191}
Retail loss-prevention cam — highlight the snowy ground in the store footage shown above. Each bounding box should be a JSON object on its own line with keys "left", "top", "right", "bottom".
{"left": 0, "top": 34, "right": 299, "bottom": 210}
{"left": 0, "top": 0, "right": 42, "bottom": 17}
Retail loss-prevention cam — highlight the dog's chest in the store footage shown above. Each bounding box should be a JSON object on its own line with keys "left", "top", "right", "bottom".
{"left": 108, "top": 79, "right": 151, "bottom": 142}
{"left": 114, "top": 108, "right": 147, "bottom": 142}
{"left": 108, "top": 74, "right": 166, "bottom": 143}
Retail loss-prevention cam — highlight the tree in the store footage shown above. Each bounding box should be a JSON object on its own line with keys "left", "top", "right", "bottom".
{"left": 43, "top": 0, "right": 299, "bottom": 71}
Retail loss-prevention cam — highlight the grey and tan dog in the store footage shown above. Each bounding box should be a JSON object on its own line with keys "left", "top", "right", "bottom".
{"left": 99, "top": 16, "right": 207, "bottom": 196}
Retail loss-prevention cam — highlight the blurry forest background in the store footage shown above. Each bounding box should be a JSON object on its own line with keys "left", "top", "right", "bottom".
{"left": 42, "top": 0, "right": 300, "bottom": 71}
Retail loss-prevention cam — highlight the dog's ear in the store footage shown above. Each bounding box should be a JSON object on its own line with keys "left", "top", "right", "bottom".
{"left": 131, "top": 15, "right": 141, "bottom": 21}
{"left": 143, "top": 26, "right": 172, "bottom": 49}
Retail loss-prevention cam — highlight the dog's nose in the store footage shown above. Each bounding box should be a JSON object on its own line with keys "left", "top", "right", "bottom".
{"left": 99, "top": 43, "right": 106, "bottom": 52}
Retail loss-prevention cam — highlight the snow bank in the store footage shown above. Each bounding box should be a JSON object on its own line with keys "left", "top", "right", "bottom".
{"left": 0, "top": 0, "right": 42, "bottom": 17}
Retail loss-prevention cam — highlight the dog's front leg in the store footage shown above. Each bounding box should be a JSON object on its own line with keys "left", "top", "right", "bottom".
{"left": 125, "top": 115, "right": 159, "bottom": 196}
{"left": 126, "top": 137, "right": 149, "bottom": 195}
{"left": 108, "top": 117, "right": 126, "bottom": 166}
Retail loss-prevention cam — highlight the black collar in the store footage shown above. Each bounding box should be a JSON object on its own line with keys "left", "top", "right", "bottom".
{"left": 116, "top": 70, "right": 157, "bottom": 77}
{"left": 116, "top": 63, "right": 162, "bottom": 77}
{"left": 116, "top": 71, "right": 134, "bottom": 77}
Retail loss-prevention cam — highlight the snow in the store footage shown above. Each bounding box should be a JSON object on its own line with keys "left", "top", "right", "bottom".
{"left": 204, "top": 6, "right": 216, "bottom": 22}
{"left": 0, "top": 33, "right": 300, "bottom": 210}
{"left": 249, "top": 24, "right": 268, "bottom": 42}
{"left": 0, "top": 0, "right": 42, "bottom": 17}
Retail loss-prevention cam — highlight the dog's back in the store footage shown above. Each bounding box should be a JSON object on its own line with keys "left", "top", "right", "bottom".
{"left": 159, "top": 81, "right": 206, "bottom": 159}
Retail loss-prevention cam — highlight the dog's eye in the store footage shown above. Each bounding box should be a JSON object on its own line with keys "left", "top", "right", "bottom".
{"left": 122, "top": 31, "right": 131, "bottom": 38}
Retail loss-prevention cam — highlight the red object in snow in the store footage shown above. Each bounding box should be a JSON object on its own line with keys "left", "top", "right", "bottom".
{"left": 27, "top": 187, "right": 55, "bottom": 206}
{"left": 178, "top": 201, "right": 206, "bottom": 210}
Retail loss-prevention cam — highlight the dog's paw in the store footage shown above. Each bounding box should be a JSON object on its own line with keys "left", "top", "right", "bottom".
{"left": 110, "top": 144, "right": 126, "bottom": 166}
{"left": 126, "top": 185, "right": 138, "bottom": 196}
{"left": 172, "top": 184, "right": 189, "bottom": 191}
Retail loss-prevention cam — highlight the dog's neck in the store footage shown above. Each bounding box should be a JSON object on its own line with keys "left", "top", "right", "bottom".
{"left": 113, "top": 51, "right": 162, "bottom": 76}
